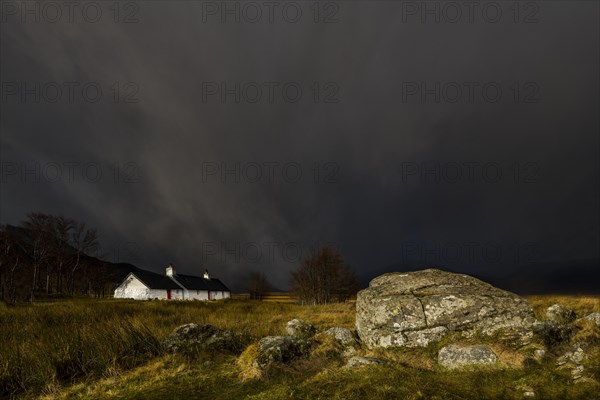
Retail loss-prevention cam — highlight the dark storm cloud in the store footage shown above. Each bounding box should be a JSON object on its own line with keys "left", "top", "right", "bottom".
{"left": 1, "top": 1, "right": 598, "bottom": 290}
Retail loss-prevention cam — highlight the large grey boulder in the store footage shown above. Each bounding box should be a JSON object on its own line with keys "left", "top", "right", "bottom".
{"left": 438, "top": 344, "right": 497, "bottom": 369}
{"left": 356, "top": 269, "right": 535, "bottom": 348}
{"left": 253, "top": 336, "right": 313, "bottom": 368}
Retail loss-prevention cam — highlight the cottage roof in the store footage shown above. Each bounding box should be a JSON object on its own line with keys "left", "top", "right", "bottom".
{"left": 126, "top": 268, "right": 230, "bottom": 292}
{"left": 131, "top": 269, "right": 182, "bottom": 290}
{"left": 173, "top": 274, "right": 230, "bottom": 292}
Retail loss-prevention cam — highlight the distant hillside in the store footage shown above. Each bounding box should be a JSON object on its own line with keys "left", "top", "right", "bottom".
{"left": 1, "top": 224, "right": 143, "bottom": 301}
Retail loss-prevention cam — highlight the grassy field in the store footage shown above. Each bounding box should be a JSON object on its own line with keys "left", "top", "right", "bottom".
{"left": 0, "top": 296, "right": 599, "bottom": 399}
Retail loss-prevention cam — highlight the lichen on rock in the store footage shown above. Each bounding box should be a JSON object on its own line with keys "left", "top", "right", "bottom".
{"left": 438, "top": 344, "right": 498, "bottom": 369}
{"left": 355, "top": 269, "right": 536, "bottom": 348}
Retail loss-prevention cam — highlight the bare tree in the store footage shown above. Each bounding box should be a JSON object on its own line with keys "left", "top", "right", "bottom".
{"left": 49, "top": 215, "right": 75, "bottom": 294}
{"left": 0, "top": 227, "right": 24, "bottom": 303}
{"left": 21, "top": 213, "right": 54, "bottom": 300}
{"left": 0, "top": 225, "right": 33, "bottom": 303}
{"left": 84, "top": 260, "right": 114, "bottom": 298}
{"left": 68, "top": 223, "right": 99, "bottom": 295}
{"left": 335, "top": 264, "right": 359, "bottom": 302}
{"left": 291, "top": 246, "right": 358, "bottom": 305}
{"left": 1, "top": 214, "right": 105, "bottom": 302}
{"left": 247, "top": 270, "right": 270, "bottom": 300}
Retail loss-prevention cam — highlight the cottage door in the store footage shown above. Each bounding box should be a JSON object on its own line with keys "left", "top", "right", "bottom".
{"left": 167, "top": 290, "right": 171, "bottom": 299}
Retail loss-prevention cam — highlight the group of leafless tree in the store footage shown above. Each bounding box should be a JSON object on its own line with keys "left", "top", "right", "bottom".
{"left": 291, "top": 246, "right": 358, "bottom": 305}
{"left": 0, "top": 212, "right": 111, "bottom": 303}
{"left": 246, "top": 270, "right": 271, "bottom": 300}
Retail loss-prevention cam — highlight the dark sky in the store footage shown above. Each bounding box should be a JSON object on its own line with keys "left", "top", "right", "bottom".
{"left": 1, "top": 1, "right": 598, "bottom": 290}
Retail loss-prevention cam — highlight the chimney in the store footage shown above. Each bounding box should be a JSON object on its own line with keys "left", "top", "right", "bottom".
{"left": 203, "top": 269, "right": 210, "bottom": 280}
{"left": 166, "top": 264, "right": 175, "bottom": 277}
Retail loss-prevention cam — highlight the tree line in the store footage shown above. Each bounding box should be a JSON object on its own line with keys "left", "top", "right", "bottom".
{"left": 246, "top": 246, "right": 359, "bottom": 305}
{"left": 291, "top": 246, "right": 359, "bottom": 304}
{"left": 0, "top": 212, "right": 116, "bottom": 303}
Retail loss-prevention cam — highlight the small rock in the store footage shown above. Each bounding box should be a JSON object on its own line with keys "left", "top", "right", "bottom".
{"left": 557, "top": 346, "right": 586, "bottom": 366}
{"left": 533, "top": 320, "right": 575, "bottom": 347}
{"left": 253, "top": 336, "right": 313, "bottom": 368}
{"left": 556, "top": 354, "right": 569, "bottom": 366}
{"left": 343, "top": 347, "right": 357, "bottom": 357}
{"left": 532, "top": 320, "right": 546, "bottom": 332}
{"left": 546, "top": 304, "right": 577, "bottom": 325}
{"left": 533, "top": 349, "right": 546, "bottom": 362}
{"left": 584, "top": 312, "right": 600, "bottom": 327}
{"left": 516, "top": 384, "right": 535, "bottom": 398}
{"left": 571, "top": 365, "right": 585, "bottom": 380}
{"left": 520, "top": 386, "right": 536, "bottom": 398}
{"left": 169, "top": 323, "right": 201, "bottom": 339}
{"left": 163, "top": 323, "right": 250, "bottom": 354}
{"left": 286, "top": 319, "right": 317, "bottom": 339}
{"left": 346, "top": 356, "right": 386, "bottom": 368}
{"left": 438, "top": 344, "right": 497, "bottom": 369}
{"left": 322, "top": 327, "right": 356, "bottom": 347}
{"left": 571, "top": 347, "right": 585, "bottom": 364}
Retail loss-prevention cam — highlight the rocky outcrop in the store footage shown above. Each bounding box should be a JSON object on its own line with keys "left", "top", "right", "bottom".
{"left": 438, "top": 344, "right": 497, "bottom": 369}
{"left": 556, "top": 343, "right": 589, "bottom": 380}
{"left": 253, "top": 336, "right": 313, "bottom": 368}
{"left": 242, "top": 321, "right": 360, "bottom": 371}
{"left": 163, "top": 323, "right": 251, "bottom": 354}
{"left": 356, "top": 269, "right": 536, "bottom": 348}
{"left": 533, "top": 303, "right": 599, "bottom": 381}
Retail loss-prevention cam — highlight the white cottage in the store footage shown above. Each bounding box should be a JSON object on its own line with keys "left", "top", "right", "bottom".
{"left": 114, "top": 264, "right": 231, "bottom": 300}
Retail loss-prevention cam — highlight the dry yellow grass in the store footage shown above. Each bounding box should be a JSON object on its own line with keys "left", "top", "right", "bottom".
{"left": 526, "top": 295, "right": 600, "bottom": 319}
{"left": 311, "top": 333, "right": 344, "bottom": 359}
{"left": 237, "top": 343, "right": 262, "bottom": 380}
{"left": 3, "top": 295, "right": 600, "bottom": 399}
